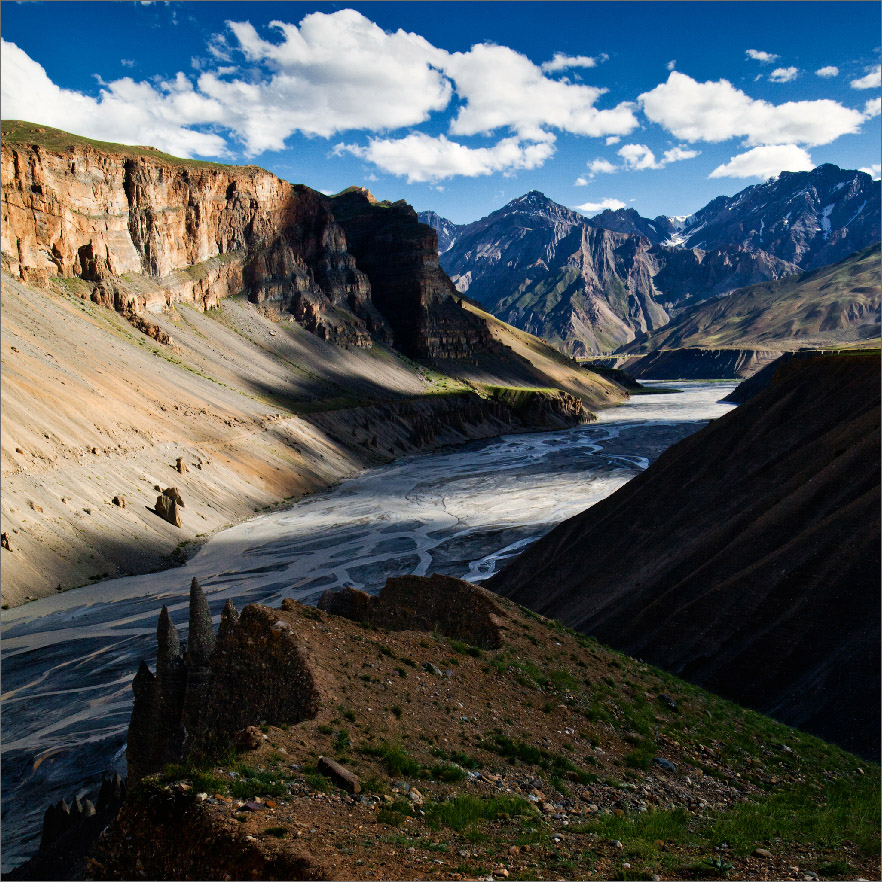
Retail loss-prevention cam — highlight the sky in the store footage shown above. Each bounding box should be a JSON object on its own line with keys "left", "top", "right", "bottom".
{"left": 2, "top": 1, "right": 880, "bottom": 224}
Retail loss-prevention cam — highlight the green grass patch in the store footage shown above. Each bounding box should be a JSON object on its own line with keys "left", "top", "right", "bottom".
{"left": 362, "top": 742, "right": 422, "bottom": 777}
{"left": 479, "top": 734, "right": 595, "bottom": 784}
{"left": 700, "top": 776, "right": 880, "bottom": 857}
{"left": 427, "top": 794, "right": 538, "bottom": 832}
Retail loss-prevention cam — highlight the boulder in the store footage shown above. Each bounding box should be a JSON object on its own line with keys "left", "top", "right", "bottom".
{"left": 317, "top": 756, "right": 361, "bottom": 794}
{"left": 154, "top": 493, "right": 182, "bottom": 528}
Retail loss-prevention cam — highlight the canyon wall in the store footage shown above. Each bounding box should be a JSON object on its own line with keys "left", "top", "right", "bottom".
{"left": 1, "top": 123, "right": 497, "bottom": 359}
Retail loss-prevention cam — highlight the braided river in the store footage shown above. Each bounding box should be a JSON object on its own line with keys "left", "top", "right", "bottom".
{"left": 1, "top": 380, "right": 736, "bottom": 870}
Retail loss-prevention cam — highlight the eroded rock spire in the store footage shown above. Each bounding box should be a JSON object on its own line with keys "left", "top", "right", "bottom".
{"left": 156, "top": 605, "right": 181, "bottom": 676}
{"left": 188, "top": 578, "right": 215, "bottom": 665}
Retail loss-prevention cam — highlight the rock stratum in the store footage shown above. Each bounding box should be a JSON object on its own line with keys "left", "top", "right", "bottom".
{"left": 0, "top": 121, "right": 630, "bottom": 607}
{"left": 14, "top": 574, "right": 876, "bottom": 880}
{"left": 2, "top": 121, "right": 495, "bottom": 359}
{"left": 489, "top": 351, "right": 881, "bottom": 760}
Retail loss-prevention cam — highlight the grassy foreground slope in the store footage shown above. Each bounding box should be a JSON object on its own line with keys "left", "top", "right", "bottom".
{"left": 92, "top": 579, "right": 879, "bottom": 881}
{"left": 620, "top": 244, "right": 881, "bottom": 354}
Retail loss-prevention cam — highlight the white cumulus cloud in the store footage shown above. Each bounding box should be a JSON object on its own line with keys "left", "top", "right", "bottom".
{"left": 334, "top": 133, "right": 555, "bottom": 183}
{"left": 816, "top": 65, "right": 839, "bottom": 78}
{"left": 851, "top": 64, "right": 881, "bottom": 89}
{"left": 205, "top": 11, "right": 453, "bottom": 151}
{"left": 769, "top": 66, "right": 799, "bottom": 83}
{"left": 859, "top": 164, "right": 881, "bottom": 179}
{"left": 666, "top": 60, "right": 676, "bottom": 72}
{"left": 709, "top": 144, "right": 814, "bottom": 179}
{"left": 588, "top": 157, "right": 618, "bottom": 174}
{"left": 0, "top": 38, "right": 228, "bottom": 157}
{"left": 618, "top": 143, "right": 660, "bottom": 169}
{"left": 617, "top": 142, "right": 699, "bottom": 170}
{"left": 864, "top": 96, "right": 882, "bottom": 118}
{"left": 639, "top": 71, "right": 866, "bottom": 147}
{"left": 444, "top": 43, "right": 638, "bottom": 141}
{"left": 746, "top": 49, "right": 779, "bottom": 63}
{"left": 541, "top": 52, "right": 605, "bottom": 73}
{"left": 574, "top": 198, "right": 627, "bottom": 214}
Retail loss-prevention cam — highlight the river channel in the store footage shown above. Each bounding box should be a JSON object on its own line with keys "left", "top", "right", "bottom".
{"left": 0, "top": 380, "right": 736, "bottom": 870}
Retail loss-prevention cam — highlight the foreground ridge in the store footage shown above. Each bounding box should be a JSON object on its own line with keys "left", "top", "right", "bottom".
{"left": 18, "top": 574, "right": 872, "bottom": 880}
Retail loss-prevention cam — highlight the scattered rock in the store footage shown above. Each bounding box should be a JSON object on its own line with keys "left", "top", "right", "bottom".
{"left": 653, "top": 757, "right": 677, "bottom": 773}
{"left": 753, "top": 848, "right": 773, "bottom": 859}
{"left": 154, "top": 488, "right": 184, "bottom": 527}
{"left": 175, "top": 457, "right": 188, "bottom": 474}
{"left": 15, "top": 447, "right": 24, "bottom": 454}
{"left": 317, "top": 756, "right": 361, "bottom": 794}
{"left": 112, "top": 496, "right": 126, "bottom": 508}
{"left": 423, "top": 662, "right": 443, "bottom": 676}
{"left": 658, "top": 693, "right": 678, "bottom": 711}
{"left": 508, "top": 846, "right": 520, "bottom": 856}
{"left": 407, "top": 787, "right": 424, "bottom": 805}
{"left": 611, "top": 840, "right": 624, "bottom": 849}
{"left": 233, "top": 726, "right": 265, "bottom": 751}
{"left": 243, "top": 801, "right": 264, "bottom": 812}
{"left": 1, "top": 532, "right": 10, "bottom": 552}
{"left": 29, "top": 500, "right": 44, "bottom": 513}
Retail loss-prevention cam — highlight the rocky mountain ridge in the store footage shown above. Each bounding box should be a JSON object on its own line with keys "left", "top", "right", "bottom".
{"left": 426, "top": 191, "right": 670, "bottom": 356}
{"left": 421, "top": 166, "right": 880, "bottom": 355}
{"left": 619, "top": 243, "right": 881, "bottom": 355}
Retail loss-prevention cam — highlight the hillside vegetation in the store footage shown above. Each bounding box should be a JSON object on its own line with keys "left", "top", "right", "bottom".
{"left": 87, "top": 576, "right": 879, "bottom": 881}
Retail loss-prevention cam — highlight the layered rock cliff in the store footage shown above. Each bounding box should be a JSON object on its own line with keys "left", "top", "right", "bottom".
{"left": 0, "top": 121, "right": 501, "bottom": 360}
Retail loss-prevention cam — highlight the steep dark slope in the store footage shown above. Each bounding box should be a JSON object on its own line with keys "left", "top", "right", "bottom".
{"left": 620, "top": 244, "right": 882, "bottom": 354}
{"left": 489, "top": 352, "right": 881, "bottom": 759}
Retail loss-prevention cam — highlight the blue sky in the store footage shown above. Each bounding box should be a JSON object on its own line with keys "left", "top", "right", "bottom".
{"left": 2, "top": 1, "right": 880, "bottom": 223}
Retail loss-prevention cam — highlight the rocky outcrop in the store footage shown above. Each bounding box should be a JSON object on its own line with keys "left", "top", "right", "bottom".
{"left": 127, "top": 579, "right": 320, "bottom": 781}
{"left": 317, "top": 574, "right": 505, "bottom": 649}
{"left": 153, "top": 488, "right": 184, "bottom": 527}
{"left": 489, "top": 352, "right": 881, "bottom": 759}
{"left": 329, "top": 189, "right": 499, "bottom": 360}
{"left": 6, "top": 775, "right": 126, "bottom": 882}
{"left": 0, "top": 124, "right": 389, "bottom": 348}
{"left": 485, "top": 387, "right": 592, "bottom": 427}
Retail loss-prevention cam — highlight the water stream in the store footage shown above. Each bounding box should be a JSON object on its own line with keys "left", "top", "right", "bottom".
{"left": 0, "top": 380, "right": 736, "bottom": 870}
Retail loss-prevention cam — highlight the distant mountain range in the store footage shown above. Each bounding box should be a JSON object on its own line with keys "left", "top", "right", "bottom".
{"left": 419, "top": 164, "right": 881, "bottom": 355}
{"left": 621, "top": 242, "right": 881, "bottom": 354}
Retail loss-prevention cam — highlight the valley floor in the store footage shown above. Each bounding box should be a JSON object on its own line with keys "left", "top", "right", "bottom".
{"left": 0, "top": 275, "right": 625, "bottom": 607}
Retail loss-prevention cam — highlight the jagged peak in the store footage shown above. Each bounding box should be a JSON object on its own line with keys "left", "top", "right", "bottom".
{"left": 219, "top": 598, "right": 240, "bottom": 640}
{"left": 156, "top": 605, "right": 181, "bottom": 675}
{"left": 188, "top": 578, "right": 215, "bottom": 664}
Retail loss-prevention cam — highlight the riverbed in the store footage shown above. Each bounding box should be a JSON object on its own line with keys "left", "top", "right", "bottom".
{"left": 0, "top": 381, "right": 736, "bottom": 870}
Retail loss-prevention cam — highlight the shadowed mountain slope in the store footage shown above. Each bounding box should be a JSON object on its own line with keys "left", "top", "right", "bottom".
{"left": 489, "top": 352, "right": 881, "bottom": 759}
